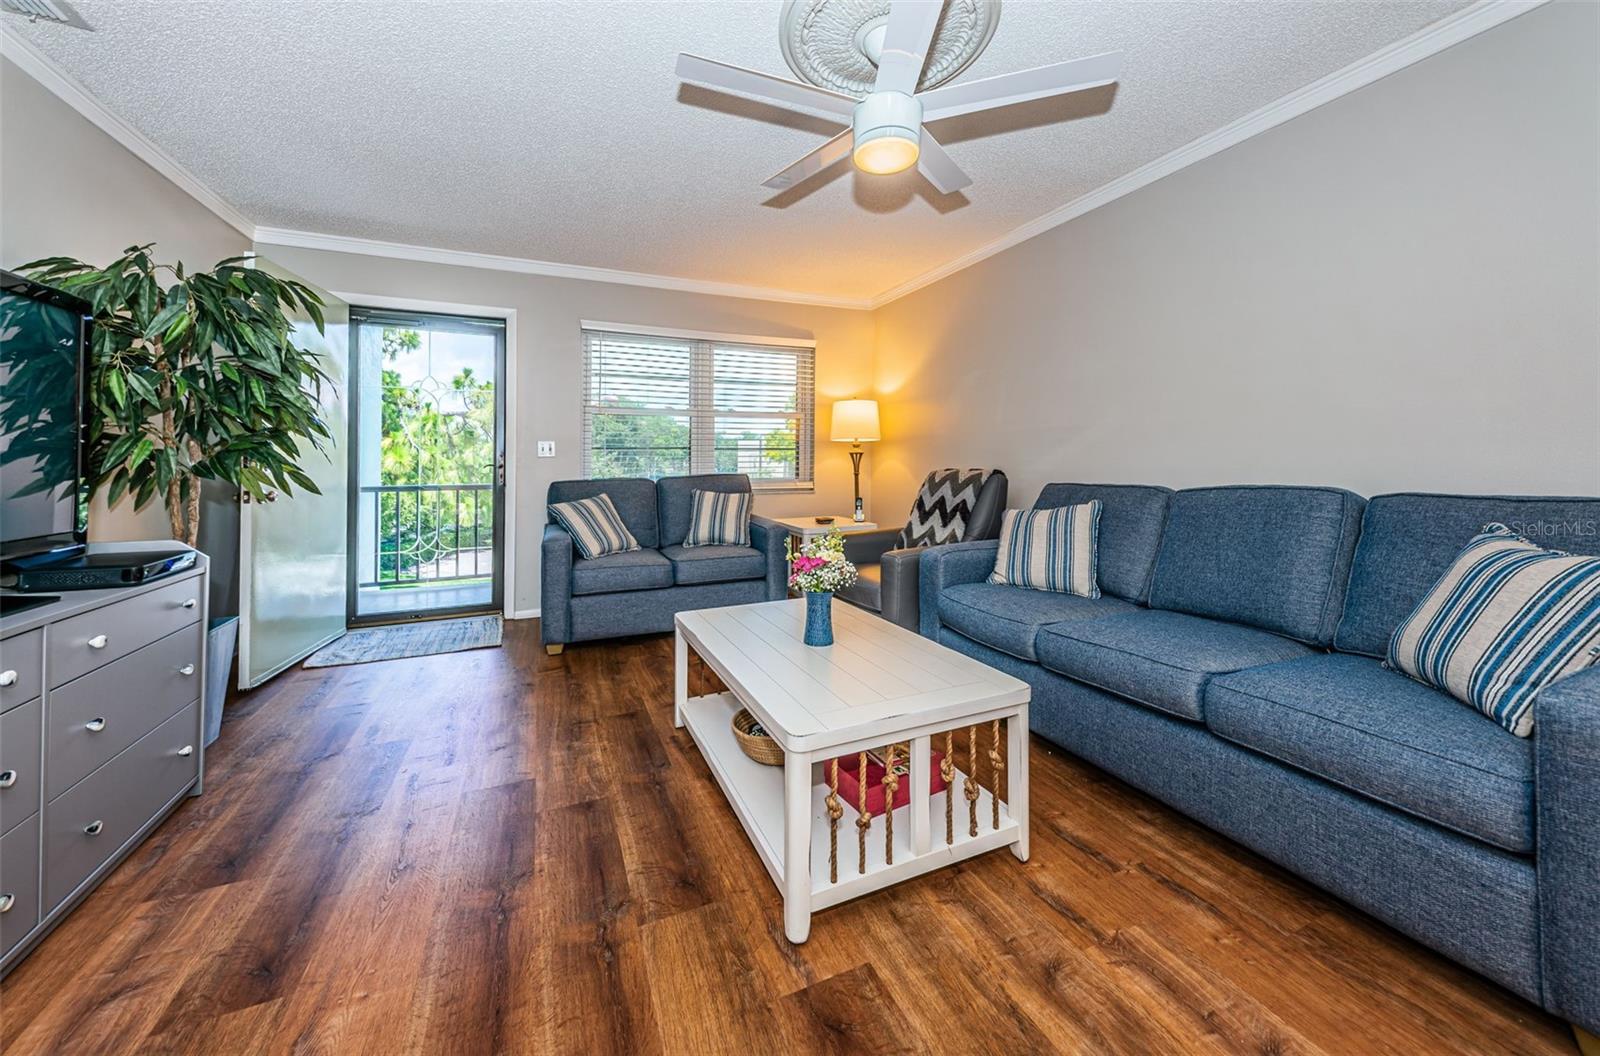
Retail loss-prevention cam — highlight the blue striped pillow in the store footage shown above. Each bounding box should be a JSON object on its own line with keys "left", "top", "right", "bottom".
{"left": 987, "top": 501, "right": 1101, "bottom": 597}
{"left": 683, "top": 489, "right": 750, "bottom": 548}
{"left": 549, "top": 493, "right": 640, "bottom": 560}
{"left": 1387, "top": 523, "right": 1600, "bottom": 737}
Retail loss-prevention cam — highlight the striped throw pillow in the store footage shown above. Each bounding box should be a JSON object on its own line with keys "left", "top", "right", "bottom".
{"left": 988, "top": 501, "right": 1101, "bottom": 597}
{"left": 683, "top": 489, "right": 751, "bottom": 548}
{"left": 1387, "top": 523, "right": 1600, "bottom": 737}
{"left": 550, "top": 494, "right": 640, "bottom": 560}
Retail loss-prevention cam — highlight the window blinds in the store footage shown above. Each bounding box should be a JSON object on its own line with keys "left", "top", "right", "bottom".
{"left": 581, "top": 328, "right": 815, "bottom": 488}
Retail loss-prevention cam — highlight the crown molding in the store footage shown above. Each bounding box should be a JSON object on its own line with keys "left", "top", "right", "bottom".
{"left": 866, "top": 0, "right": 1549, "bottom": 308}
{"left": 252, "top": 227, "right": 875, "bottom": 310}
{"left": 0, "top": 22, "right": 255, "bottom": 239}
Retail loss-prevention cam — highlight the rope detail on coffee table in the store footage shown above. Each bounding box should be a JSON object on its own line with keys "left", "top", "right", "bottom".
{"left": 942, "top": 730, "right": 956, "bottom": 846}
{"left": 965, "top": 725, "right": 980, "bottom": 838}
{"left": 882, "top": 744, "right": 899, "bottom": 865}
{"left": 856, "top": 751, "right": 870, "bottom": 874}
{"left": 990, "top": 719, "right": 1004, "bottom": 830}
{"left": 826, "top": 758, "right": 843, "bottom": 884}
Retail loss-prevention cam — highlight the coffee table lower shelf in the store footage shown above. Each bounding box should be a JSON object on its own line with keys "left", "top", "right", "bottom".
{"left": 680, "top": 691, "right": 1021, "bottom": 926}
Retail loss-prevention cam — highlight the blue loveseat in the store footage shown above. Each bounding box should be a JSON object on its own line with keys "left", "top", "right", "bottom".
{"left": 540, "top": 473, "right": 787, "bottom": 652}
{"left": 920, "top": 483, "right": 1600, "bottom": 1032}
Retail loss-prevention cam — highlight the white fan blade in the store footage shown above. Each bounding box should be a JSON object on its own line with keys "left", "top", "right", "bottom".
{"left": 763, "top": 129, "right": 855, "bottom": 190}
{"left": 874, "top": 1, "right": 943, "bottom": 96}
{"left": 677, "top": 53, "right": 857, "bottom": 120}
{"left": 919, "top": 51, "right": 1123, "bottom": 121}
{"left": 917, "top": 130, "right": 971, "bottom": 194}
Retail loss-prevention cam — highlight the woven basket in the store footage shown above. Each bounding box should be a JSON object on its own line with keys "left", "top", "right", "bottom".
{"left": 732, "top": 708, "right": 784, "bottom": 766}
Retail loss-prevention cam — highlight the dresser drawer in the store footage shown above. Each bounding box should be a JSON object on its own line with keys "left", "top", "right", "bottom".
{"left": 0, "top": 697, "right": 41, "bottom": 835}
{"left": 44, "top": 701, "right": 198, "bottom": 913}
{"left": 1, "top": 813, "right": 41, "bottom": 960}
{"left": 48, "top": 578, "right": 203, "bottom": 688}
{"left": 0, "top": 630, "right": 43, "bottom": 714}
{"left": 47, "top": 626, "right": 201, "bottom": 800}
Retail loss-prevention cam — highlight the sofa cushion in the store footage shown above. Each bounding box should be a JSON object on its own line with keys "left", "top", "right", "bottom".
{"left": 937, "top": 582, "right": 1135, "bottom": 661}
{"left": 839, "top": 563, "right": 881, "bottom": 612}
{"left": 571, "top": 547, "right": 673, "bottom": 596}
{"left": 1336, "top": 493, "right": 1600, "bottom": 658}
{"left": 988, "top": 502, "right": 1101, "bottom": 597}
{"left": 548, "top": 477, "right": 659, "bottom": 548}
{"left": 1034, "top": 483, "right": 1172, "bottom": 603}
{"left": 1036, "top": 610, "right": 1312, "bottom": 722}
{"left": 1148, "top": 485, "right": 1364, "bottom": 645}
{"left": 1205, "top": 653, "right": 1535, "bottom": 854}
{"left": 662, "top": 543, "right": 765, "bottom": 586}
{"left": 657, "top": 473, "right": 750, "bottom": 548}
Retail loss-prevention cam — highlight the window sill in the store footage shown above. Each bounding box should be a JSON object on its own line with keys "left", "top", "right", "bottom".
{"left": 752, "top": 482, "right": 815, "bottom": 495}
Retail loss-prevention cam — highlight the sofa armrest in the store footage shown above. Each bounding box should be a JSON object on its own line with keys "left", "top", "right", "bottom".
{"left": 917, "top": 540, "right": 999, "bottom": 639}
{"left": 540, "top": 524, "right": 575, "bottom": 645}
{"left": 877, "top": 546, "right": 923, "bottom": 631}
{"left": 749, "top": 519, "right": 788, "bottom": 600}
{"left": 842, "top": 528, "right": 901, "bottom": 566}
{"left": 1536, "top": 664, "right": 1600, "bottom": 1032}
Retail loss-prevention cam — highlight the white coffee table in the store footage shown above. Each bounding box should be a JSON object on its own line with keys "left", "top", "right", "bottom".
{"left": 674, "top": 598, "right": 1030, "bottom": 943}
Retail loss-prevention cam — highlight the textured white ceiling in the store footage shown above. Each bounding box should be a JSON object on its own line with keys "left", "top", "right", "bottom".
{"left": 11, "top": 0, "right": 1471, "bottom": 302}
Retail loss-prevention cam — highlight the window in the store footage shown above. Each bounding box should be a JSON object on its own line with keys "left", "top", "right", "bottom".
{"left": 581, "top": 326, "right": 815, "bottom": 489}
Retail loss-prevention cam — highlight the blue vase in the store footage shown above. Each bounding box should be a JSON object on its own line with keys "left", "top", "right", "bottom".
{"left": 804, "top": 591, "right": 834, "bottom": 647}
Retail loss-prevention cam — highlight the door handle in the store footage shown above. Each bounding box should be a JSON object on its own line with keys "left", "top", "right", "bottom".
{"left": 178, "top": 745, "right": 194, "bottom": 757}
{"left": 179, "top": 664, "right": 196, "bottom": 676}
{"left": 0, "top": 670, "right": 16, "bottom": 687}
{"left": 0, "top": 894, "right": 13, "bottom": 913}
{"left": 87, "top": 634, "right": 108, "bottom": 650}
{"left": 182, "top": 598, "right": 197, "bottom": 609}
{"left": 0, "top": 769, "right": 15, "bottom": 788}
{"left": 84, "top": 820, "right": 104, "bottom": 836}
{"left": 85, "top": 717, "right": 107, "bottom": 732}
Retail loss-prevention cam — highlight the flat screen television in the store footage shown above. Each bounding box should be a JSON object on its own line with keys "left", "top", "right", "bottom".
{"left": 0, "top": 269, "right": 91, "bottom": 566}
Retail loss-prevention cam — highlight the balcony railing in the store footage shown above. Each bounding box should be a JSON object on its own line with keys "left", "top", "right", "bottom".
{"left": 358, "top": 483, "right": 494, "bottom": 589}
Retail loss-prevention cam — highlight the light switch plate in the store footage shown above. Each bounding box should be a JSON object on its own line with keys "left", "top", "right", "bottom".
{"left": 537, "top": 441, "right": 555, "bottom": 458}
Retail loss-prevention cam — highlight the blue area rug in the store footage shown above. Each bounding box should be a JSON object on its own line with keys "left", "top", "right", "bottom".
{"left": 303, "top": 615, "right": 503, "bottom": 668}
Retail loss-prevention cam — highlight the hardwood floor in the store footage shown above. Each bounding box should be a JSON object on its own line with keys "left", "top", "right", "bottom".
{"left": 0, "top": 620, "right": 1576, "bottom": 1055}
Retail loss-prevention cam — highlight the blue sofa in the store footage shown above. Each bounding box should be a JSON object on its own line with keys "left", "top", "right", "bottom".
{"left": 540, "top": 473, "right": 787, "bottom": 651}
{"left": 920, "top": 484, "right": 1600, "bottom": 1032}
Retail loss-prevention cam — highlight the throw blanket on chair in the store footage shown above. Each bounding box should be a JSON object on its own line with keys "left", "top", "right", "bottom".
{"left": 898, "top": 468, "right": 993, "bottom": 549}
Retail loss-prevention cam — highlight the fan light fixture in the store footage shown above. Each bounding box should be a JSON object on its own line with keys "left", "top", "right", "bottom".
{"left": 851, "top": 91, "right": 922, "bottom": 175}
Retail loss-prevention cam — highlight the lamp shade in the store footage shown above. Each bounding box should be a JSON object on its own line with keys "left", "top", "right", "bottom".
{"left": 830, "top": 399, "right": 881, "bottom": 443}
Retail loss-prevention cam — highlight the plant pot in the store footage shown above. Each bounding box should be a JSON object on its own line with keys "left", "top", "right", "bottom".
{"left": 804, "top": 591, "right": 834, "bottom": 647}
{"left": 204, "top": 616, "right": 239, "bottom": 747}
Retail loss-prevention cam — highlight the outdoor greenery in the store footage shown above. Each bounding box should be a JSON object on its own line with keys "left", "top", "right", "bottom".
{"left": 19, "top": 246, "right": 331, "bottom": 546}
{"left": 590, "top": 410, "right": 800, "bottom": 479}
{"left": 373, "top": 327, "right": 495, "bottom": 582}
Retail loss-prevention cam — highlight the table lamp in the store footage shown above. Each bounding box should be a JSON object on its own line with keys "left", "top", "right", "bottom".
{"left": 830, "top": 399, "right": 880, "bottom": 522}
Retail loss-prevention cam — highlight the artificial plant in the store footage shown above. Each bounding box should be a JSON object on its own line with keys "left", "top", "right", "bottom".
{"left": 21, "top": 245, "right": 332, "bottom": 546}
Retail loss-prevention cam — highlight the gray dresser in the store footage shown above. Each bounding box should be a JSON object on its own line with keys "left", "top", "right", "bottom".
{"left": 0, "top": 546, "right": 207, "bottom": 974}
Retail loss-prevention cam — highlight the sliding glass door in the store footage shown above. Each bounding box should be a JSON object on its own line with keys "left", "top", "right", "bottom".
{"left": 347, "top": 308, "right": 505, "bottom": 626}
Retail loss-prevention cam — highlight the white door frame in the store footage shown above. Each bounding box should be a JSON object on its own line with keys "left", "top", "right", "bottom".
{"left": 332, "top": 291, "right": 521, "bottom": 621}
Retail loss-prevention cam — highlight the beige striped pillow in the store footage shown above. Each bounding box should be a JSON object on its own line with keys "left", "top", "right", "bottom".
{"left": 988, "top": 502, "right": 1102, "bottom": 597}
{"left": 550, "top": 494, "right": 640, "bottom": 560}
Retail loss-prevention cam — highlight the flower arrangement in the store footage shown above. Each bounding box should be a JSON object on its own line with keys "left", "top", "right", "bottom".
{"left": 786, "top": 528, "right": 858, "bottom": 594}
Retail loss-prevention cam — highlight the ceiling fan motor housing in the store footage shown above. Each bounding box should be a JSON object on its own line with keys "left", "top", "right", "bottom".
{"left": 853, "top": 91, "right": 922, "bottom": 151}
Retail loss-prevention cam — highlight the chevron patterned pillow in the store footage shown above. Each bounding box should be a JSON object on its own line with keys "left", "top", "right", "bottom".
{"left": 898, "top": 468, "right": 993, "bottom": 549}
{"left": 1387, "top": 523, "right": 1600, "bottom": 737}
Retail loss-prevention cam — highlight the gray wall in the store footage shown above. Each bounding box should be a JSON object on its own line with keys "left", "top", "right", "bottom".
{"left": 871, "top": 1, "right": 1600, "bottom": 516}
{"left": 1, "top": 56, "right": 251, "bottom": 543}
{"left": 257, "top": 245, "right": 877, "bottom": 616}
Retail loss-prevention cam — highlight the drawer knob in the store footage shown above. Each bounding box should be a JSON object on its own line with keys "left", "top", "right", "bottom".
{"left": 0, "top": 769, "right": 15, "bottom": 788}
{"left": 0, "top": 893, "right": 13, "bottom": 913}
{"left": 179, "top": 664, "right": 196, "bottom": 677}
{"left": 182, "top": 598, "right": 197, "bottom": 609}
{"left": 0, "top": 670, "right": 15, "bottom": 687}
{"left": 85, "top": 717, "right": 107, "bottom": 733}
{"left": 84, "top": 820, "right": 104, "bottom": 836}
{"left": 178, "top": 745, "right": 194, "bottom": 757}
{"left": 87, "top": 635, "right": 108, "bottom": 650}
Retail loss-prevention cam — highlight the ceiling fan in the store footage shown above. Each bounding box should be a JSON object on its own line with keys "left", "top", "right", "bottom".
{"left": 675, "top": 0, "right": 1122, "bottom": 195}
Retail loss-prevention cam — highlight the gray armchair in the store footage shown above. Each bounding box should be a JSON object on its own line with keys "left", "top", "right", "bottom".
{"left": 837, "top": 470, "right": 1008, "bottom": 629}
